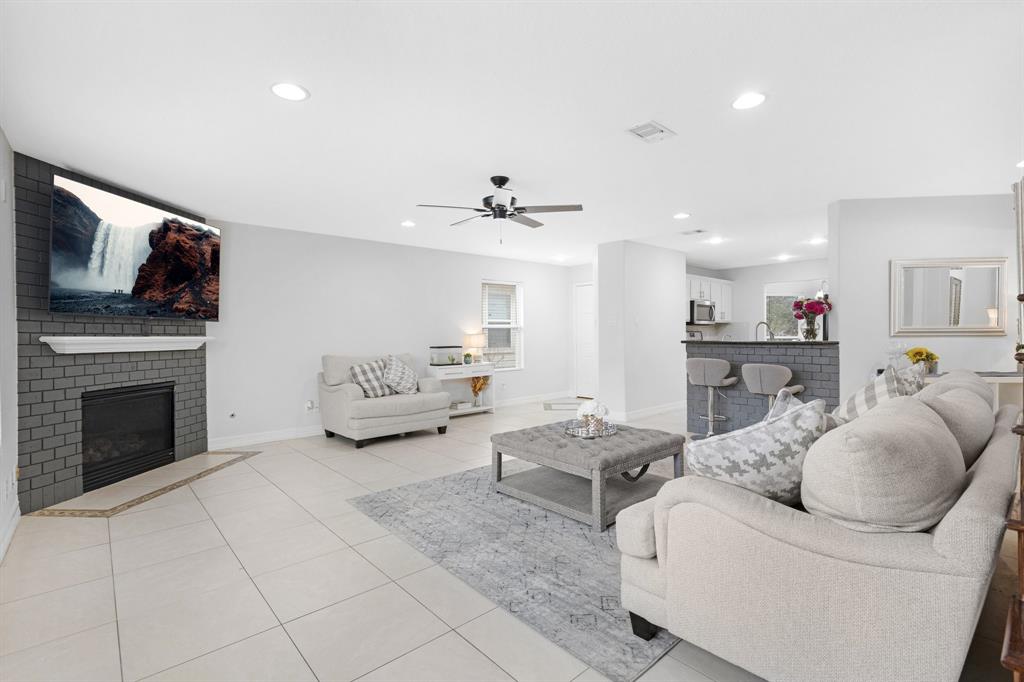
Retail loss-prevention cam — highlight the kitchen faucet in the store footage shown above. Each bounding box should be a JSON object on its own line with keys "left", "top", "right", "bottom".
{"left": 755, "top": 321, "right": 775, "bottom": 342}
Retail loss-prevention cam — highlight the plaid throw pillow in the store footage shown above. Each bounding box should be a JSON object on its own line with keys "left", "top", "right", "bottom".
{"left": 350, "top": 359, "right": 392, "bottom": 398}
{"left": 383, "top": 355, "right": 418, "bottom": 395}
{"left": 832, "top": 366, "right": 902, "bottom": 423}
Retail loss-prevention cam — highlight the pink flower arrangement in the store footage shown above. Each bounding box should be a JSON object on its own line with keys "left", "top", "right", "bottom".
{"left": 792, "top": 297, "right": 833, "bottom": 321}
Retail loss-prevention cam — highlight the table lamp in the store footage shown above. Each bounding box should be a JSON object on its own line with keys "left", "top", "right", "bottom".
{"left": 464, "top": 333, "right": 487, "bottom": 362}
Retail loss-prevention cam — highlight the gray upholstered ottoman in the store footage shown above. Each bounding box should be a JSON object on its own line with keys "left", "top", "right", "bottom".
{"left": 490, "top": 422, "right": 685, "bottom": 531}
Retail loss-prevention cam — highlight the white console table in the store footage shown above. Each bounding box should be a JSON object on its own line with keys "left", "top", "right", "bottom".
{"left": 426, "top": 362, "right": 496, "bottom": 416}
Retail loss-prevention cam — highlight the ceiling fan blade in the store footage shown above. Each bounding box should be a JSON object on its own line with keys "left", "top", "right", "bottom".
{"left": 417, "top": 204, "right": 487, "bottom": 212}
{"left": 509, "top": 214, "right": 543, "bottom": 229}
{"left": 450, "top": 214, "right": 488, "bottom": 227}
{"left": 516, "top": 204, "right": 583, "bottom": 214}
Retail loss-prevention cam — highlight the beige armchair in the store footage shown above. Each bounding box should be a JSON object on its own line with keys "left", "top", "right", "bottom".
{"left": 318, "top": 354, "right": 450, "bottom": 448}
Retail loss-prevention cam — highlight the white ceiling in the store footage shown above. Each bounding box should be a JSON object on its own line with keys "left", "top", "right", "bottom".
{"left": 1, "top": 2, "right": 1021, "bottom": 269}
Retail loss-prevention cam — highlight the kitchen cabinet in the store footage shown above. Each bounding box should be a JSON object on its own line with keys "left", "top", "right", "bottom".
{"left": 717, "top": 282, "right": 732, "bottom": 322}
{"left": 688, "top": 276, "right": 711, "bottom": 300}
{"left": 687, "top": 275, "right": 732, "bottom": 323}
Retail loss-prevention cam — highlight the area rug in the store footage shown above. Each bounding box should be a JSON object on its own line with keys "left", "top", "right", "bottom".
{"left": 351, "top": 463, "right": 677, "bottom": 682}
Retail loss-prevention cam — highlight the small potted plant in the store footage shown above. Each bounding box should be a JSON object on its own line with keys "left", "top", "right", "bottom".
{"left": 905, "top": 346, "right": 940, "bottom": 374}
{"left": 792, "top": 297, "right": 833, "bottom": 341}
{"left": 463, "top": 352, "right": 473, "bottom": 365}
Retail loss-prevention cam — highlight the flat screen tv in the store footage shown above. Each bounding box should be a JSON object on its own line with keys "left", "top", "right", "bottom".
{"left": 49, "top": 175, "right": 220, "bottom": 320}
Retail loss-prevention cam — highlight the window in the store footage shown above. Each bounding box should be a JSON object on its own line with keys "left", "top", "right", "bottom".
{"left": 481, "top": 281, "right": 523, "bottom": 370}
{"left": 764, "top": 279, "right": 823, "bottom": 339}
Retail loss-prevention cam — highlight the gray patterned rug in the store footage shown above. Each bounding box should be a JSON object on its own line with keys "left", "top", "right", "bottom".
{"left": 351, "top": 463, "right": 677, "bottom": 682}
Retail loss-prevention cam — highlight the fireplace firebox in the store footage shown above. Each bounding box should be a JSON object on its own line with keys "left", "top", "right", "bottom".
{"left": 82, "top": 381, "right": 176, "bottom": 492}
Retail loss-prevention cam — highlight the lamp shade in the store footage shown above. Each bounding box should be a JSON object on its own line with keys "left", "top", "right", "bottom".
{"left": 464, "top": 333, "right": 487, "bottom": 349}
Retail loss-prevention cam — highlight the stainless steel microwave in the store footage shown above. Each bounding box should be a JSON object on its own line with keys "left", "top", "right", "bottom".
{"left": 689, "top": 299, "right": 717, "bottom": 325}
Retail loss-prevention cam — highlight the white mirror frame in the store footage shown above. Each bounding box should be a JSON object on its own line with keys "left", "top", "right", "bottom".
{"left": 889, "top": 257, "right": 1007, "bottom": 337}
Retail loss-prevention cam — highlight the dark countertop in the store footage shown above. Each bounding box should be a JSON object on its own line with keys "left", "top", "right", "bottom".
{"left": 680, "top": 340, "right": 839, "bottom": 346}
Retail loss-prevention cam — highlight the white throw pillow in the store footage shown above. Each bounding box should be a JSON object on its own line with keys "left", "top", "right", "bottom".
{"left": 383, "top": 355, "right": 418, "bottom": 395}
{"left": 350, "top": 358, "right": 392, "bottom": 398}
{"left": 831, "top": 366, "right": 902, "bottom": 423}
{"left": 685, "top": 399, "right": 826, "bottom": 505}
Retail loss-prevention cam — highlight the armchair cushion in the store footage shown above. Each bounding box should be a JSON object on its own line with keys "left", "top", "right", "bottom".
{"left": 348, "top": 391, "right": 450, "bottom": 419}
{"left": 616, "top": 497, "right": 657, "bottom": 559}
{"left": 383, "top": 354, "right": 419, "bottom": 395}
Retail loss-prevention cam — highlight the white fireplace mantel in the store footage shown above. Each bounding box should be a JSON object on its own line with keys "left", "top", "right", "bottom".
{"left": 38, "top": 336, "right": 213, "bottom": 354}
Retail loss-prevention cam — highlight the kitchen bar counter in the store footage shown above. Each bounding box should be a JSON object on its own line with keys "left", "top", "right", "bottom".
{"left": 685, "top": 340, "right": 840, "bottom": 434}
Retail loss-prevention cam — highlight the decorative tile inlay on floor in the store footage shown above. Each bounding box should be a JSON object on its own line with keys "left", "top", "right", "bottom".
{"left": 29, "top": 451, "right": 260, "bottom": 518}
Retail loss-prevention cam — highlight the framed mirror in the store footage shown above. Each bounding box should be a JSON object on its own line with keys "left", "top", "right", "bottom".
{"left": 890, "top": 258, "right": 1007, "bottom": 336}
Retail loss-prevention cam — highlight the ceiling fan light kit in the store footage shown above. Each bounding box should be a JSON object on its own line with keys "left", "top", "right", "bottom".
{"left": 417, "top": 175, "right": 582, "bottom": 242}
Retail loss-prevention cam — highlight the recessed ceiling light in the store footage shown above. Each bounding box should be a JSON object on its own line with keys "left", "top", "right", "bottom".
{"left": 1017, "top": 160, "right": 1024, "bottom": 168}
{"left": 776, "top": 253, "right": 794, "bottom": 261}
{"left": 806, "top": 236, "right": 828, "bottom": 245}
{"left": 400, "top": 220, "right": 415, "bottom": 228}
{"left": 704, "top": 236, "right": 727, "bottom": 245}
{"left": 732, "top": 92, "right": 766, "bottom": 110}
{"left": 673, "top": 212, "right": 691, "bottom": 220}
{"left": 271, "top": 83, "right": 310, "bottom": 101}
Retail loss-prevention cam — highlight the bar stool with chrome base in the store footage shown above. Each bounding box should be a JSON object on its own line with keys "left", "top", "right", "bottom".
{"left": 686, "top": 358, "right": 738, "bottom": 437}
{"left": 741, "top": 363, "right": 805, "bottom": 413}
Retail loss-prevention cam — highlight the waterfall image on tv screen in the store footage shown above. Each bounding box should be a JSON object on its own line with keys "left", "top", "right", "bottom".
{"left": 48, "top": 175, "right": 220, "bottom": 320}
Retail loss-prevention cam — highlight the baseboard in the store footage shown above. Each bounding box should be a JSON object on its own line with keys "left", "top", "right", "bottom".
{"left": 0, "top": 467, "right": 20, "bottom": 562}
{"left": 494, "top": 390, "right": 575, "bottom": 408}
{"left": 208, "top": 424, "right": 324, "bottom": 451}
{"left": 611, "top": 400, "right": 686, "bottom": 423}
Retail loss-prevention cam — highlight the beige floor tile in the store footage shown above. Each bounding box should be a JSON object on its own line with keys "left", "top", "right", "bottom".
{"left": 116, "top": 468, "right": 195, "bottom": 489}
{"left": 145, "top": 627, "right": 316, "bottom": 682}
{"left": 320, "top": 510, "right": 390, "bottom": 545}
{"left": 211, "top": 499, "right": 315, "bottom": 547}
{"left": 111, "top": 520, "right": 225, "bottom": 574}
{"left": 231, "top": 521, "right": 346, "bottom": 576}
{"left": 118, "top": 579, "right": 278, "bottom": 681}
{"left": 3, "top": 518, "right": 109, "bottom": 564}
{"left": 397, "top": 565, "right": 495, "bottom": 627}
{"left": 457, "top": 608, "right": 588, "bottom": 682}
{"left": 361, "top": 470, "right": 434, "bottom": 492}
{"left": 198, "top": 484, "right": 292, "bottom": 518}
{"left": 114, "top": 545, "right": 247, "bottom": 620}
{"left": 285, "top": 583, "right": 449, "bottom": 682}
{"left": 50, "top": 484, "right": 157, "bottom": 511}
{"left": 321, "top": 454, "right": 411, "bottom": 484}
{"left": 667, "top": 639, "right": 763, "bottom": 681}
{"left": 572, "top": 668, "right": 612, "bottom": 682}
{"left": 271, "top": 474, "right": 370, "bottom": 500}
{"left": 189, "top": 470, "right": 269, "bottom": 499}
{"left": 163, "top": 453, "right": 244, "bottom": 471}
{"left": 0, "top": 577, "right": 115, "bottom": 656}
{"left": 0, "top": 622, "right": 121, "bottom": 682}
{"left": 354, "top": 534, "right": 434, "bottom": 579}
{"left": 289, "top": 489, "right": 357, "bottom": 518}
{"left": 361, "top": 630, "right": 512, "bottom": 682}
{"left": 636, "top": 654, "right": 712, "bottom": 682}
{"left": 254, "top": 548, "right": 390, "bottom": 622}
{"left": 108, "top": 498, "right": 209, "bottom": 542}
{"left": 0, "top": 543, "right": 111, "bottom": 603}
{"left": 116, "top": 485, "right": 198, "bottom": 516}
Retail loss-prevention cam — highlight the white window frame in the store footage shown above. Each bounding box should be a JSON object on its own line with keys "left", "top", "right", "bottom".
{"left": 481, "top": 280, "right": 524, "bottom": 372}
{"left": 763, "top": 279, "right": 824, "bottom": 340}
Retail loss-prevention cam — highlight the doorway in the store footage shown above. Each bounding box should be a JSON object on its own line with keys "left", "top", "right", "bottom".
{"left": 574, "top": 282, "right": 597, "bottom": 398}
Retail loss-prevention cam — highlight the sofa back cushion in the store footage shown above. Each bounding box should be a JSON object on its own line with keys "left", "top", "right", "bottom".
{"left": 686, "top": 399, "right": 826, "bottom": 504}
{"left": 916, "top": 387, "right": 994, "bottom": 467}
{"left": 931, "top": 369, "right": 995, "bottom": 408}
{"left": 322, "top": 354, "right": 416, "bottom": 386}
{"left": 802, "top": 397, "right": 966, "bottom": 533}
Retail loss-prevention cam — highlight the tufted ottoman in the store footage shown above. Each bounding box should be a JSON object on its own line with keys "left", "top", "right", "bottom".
{"left": 490, "top": 421, "right": 684, "bottom": 531}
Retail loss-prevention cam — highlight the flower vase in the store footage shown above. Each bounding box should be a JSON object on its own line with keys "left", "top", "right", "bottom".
{"left": 924, "top": 360, "right": 938, "bottom": 375}
{"left": 801, "top": 316, "right": 819, "bottom": 341}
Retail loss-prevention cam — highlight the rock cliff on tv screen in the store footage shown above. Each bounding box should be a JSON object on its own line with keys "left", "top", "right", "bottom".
{"left": 48, "top": 175, "right": 220, "bottom": 320}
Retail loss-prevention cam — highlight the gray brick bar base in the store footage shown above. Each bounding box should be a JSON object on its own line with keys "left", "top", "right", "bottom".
{"left": 490, "top": 422, "right": 684, "bottom": 531}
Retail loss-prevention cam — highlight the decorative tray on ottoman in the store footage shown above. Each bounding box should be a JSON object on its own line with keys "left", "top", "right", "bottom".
{"left": 564, "top": 419, "right": 618, "bottom": 439}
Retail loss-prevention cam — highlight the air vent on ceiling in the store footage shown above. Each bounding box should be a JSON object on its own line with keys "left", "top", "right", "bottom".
{"left": 627, "top": 120, "right": 676, "bottom": 143}
{"left": 679, "top": 229, "right": 707, "bottom": 236}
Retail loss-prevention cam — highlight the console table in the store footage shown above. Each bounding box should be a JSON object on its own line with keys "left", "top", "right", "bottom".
{"left": 426, "top": 362, "right": 495, "bottom": 416}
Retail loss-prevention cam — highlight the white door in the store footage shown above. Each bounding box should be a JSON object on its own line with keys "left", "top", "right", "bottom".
{"left": 574, "top": 283, "right": 598, "bottom": 399}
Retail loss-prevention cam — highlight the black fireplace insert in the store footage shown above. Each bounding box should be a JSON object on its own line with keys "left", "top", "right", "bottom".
{"left": 82, "top": 381, "right": 175, "bottom": 492}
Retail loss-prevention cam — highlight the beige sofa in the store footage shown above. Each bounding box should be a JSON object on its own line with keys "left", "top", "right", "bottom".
{"left": 318, "top": 354, "right": 450, "bottom": 448}
{"left": 617, "top": 371, "right": 1019, "bottom": 682}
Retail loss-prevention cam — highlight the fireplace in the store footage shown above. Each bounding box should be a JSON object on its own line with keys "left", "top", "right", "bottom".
{"left": 82, "top": 382, "right": 176, "bottom": 492}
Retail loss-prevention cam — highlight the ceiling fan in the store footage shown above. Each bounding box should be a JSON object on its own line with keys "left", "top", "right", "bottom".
{"left": 417, "top": 175, "right": 582, "bottom": 230}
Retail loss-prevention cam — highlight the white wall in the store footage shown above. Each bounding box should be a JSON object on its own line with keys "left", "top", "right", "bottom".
{"left": 570, "top": 263, "right": 593, "bottom": 284}
{"left": 718, "top": 259, "right": 829, "bottom": 340}
{"left": 0, "top": 128, "right": 19, "bottom": 557}
{"left": 205, "top": 222, "right": 574, "bottom": 448}
{"left": 598, "top": 241, "right": 686, "bottom": 419}
{"left": 829, "top": 194, "right": 1017, "bottom": 396}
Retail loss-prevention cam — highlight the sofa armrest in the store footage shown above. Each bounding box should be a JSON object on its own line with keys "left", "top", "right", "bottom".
{"left": 418, "top": 377, "right": 444, "bottom": 394}
{"left": 616, "top": 497, "right": 657, "bottom": 559}
{"left": 317, "top": 373, "right": 364, "bottom": 400}
{"left": 655, "top": 476, "right": 973, "bottom": 576}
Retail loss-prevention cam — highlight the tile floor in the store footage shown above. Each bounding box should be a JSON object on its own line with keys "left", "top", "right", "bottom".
{"left": 0, "top": 403, "right": 1010, "bottom": 681}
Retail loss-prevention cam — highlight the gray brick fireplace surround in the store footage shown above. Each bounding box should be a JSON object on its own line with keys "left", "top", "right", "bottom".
{"left": 14, "top": 153, "right": 208, "bottom": 512}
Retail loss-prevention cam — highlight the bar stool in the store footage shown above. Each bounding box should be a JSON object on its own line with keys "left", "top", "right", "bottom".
{"left": 686, "top": 358, "right": 738, "bottom": 437}
{"left": 741, "top": 363, "right": 805, "bottom": 412}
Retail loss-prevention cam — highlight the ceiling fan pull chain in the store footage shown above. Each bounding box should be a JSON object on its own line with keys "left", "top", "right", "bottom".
{"left": 499, "top": 221, "right": 503, "bottom": 245}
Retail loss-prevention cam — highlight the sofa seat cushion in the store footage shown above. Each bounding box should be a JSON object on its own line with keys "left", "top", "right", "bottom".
{"left": 802, "top": 397, "right": 966, "bottom": 533}
{"left": 686, "top": 399, "right": 826, "bottom": 504}
{"left": 348, "top": 391, "right": 450, "bottom": 419}
{"left": 916, "top": 387, "right": 994, "bottom": 467}
{"left": 348, "top": 409, "right": 449, "bottom": 430}
{"left": 616, "top": 497, "right": 657, "bottom": 559}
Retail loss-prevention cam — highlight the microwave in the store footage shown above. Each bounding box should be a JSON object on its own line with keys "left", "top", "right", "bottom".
{"left": 689, "top": 299, "right": 717, "bottom": 325}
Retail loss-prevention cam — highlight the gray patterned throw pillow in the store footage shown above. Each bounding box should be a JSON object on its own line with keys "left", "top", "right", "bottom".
{"left": 831, "top": 366, "right": 902, "bottom": 423}
{"left": 350, "top": 358, "right": 393, "bottom": 398}
{"left": 686, "top": 399, "right": 826, "bottom": 504}
{"left": 383, "top": 355, "right": 418, "bottom": 395}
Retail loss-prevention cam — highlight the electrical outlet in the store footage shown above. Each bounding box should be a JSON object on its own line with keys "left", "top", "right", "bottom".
{"left": 305, "top": 400, "right": 318, "bottom": 412}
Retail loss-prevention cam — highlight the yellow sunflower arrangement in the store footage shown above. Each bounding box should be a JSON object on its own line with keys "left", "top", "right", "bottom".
{"left": 905, "top": 346, "right": 939, "bottom": 364}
